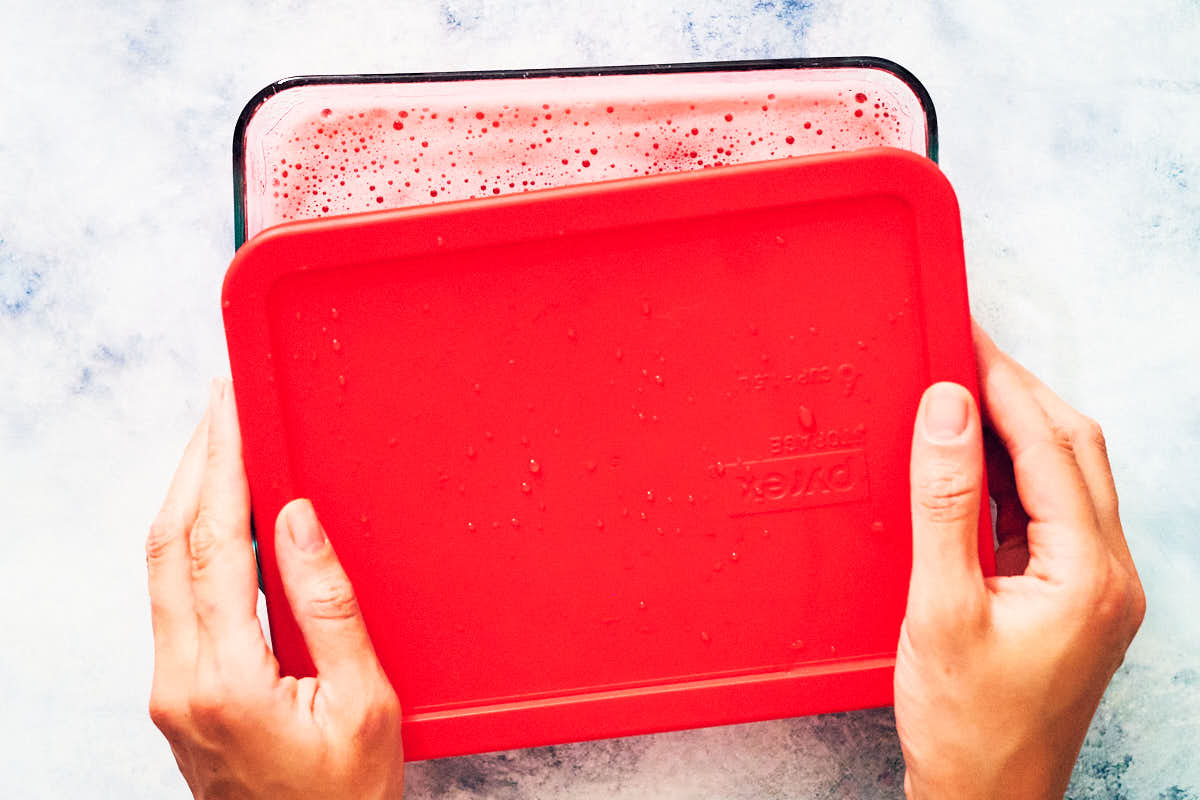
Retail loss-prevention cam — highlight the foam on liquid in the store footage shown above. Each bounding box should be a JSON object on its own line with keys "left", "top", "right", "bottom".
{"left": 242, "top": 68, "right": 928, "bottom": 239}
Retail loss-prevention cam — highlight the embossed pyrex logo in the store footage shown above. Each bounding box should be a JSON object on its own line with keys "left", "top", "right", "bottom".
{"left": 725, "top": 450, "right": 869, "bottom": 516}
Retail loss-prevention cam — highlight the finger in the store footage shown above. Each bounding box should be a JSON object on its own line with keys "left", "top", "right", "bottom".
{"left": 908, "top": 382, "right": 987, "bottom": 621}
{"left": 191, "top": 378, "right": 266, "bottom": 663}
{"left": 972, "top": 324, "right": 1103, "bottom": 578}
{"left": 275, "top": 498, "right": 385, "bottom": 693}
{"left": 147, "top": 404, "right": 210, "bottom": 672}
{"left": 998, "top": 365, "right": 1127, "bottom": 564}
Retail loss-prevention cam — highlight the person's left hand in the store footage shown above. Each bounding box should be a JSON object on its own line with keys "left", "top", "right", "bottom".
{"left": 145, "top": 378, "right": 404, "bottom": 799}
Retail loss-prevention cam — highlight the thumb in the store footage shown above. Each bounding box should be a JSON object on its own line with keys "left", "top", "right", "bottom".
{"left": 908, "top": 382, "right": 987, "bottom": 621}
{"left": 275, "top": 498, "right": 383, "bottom": 690}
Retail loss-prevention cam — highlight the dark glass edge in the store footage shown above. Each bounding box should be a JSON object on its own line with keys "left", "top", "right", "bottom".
{"left": 232, "top": 56, "right": 938, "bottom": 249}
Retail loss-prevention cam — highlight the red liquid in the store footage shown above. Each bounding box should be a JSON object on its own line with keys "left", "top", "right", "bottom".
{"left": 242, "top": 68, "right": 928, "bottom": 239}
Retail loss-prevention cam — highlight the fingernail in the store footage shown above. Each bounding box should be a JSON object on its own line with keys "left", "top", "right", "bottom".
{"left": 923, "top": 383, "right": 969, "bottom": 442}
{"left": 288, "top": 501, "right": 326, "bottom": 552}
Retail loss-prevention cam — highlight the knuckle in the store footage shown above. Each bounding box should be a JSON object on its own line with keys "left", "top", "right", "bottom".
{"left": 1080, "top": 416, "right": 1109, "bottom": 457}
{"left": 146, "top": 514, "right": 184, "bottom": 566}
{"left": 915, "top": 467, "right": 978, "bottom": 524}
{"left": 1046, "top": 421, "right": 1077, "bottom": 458}
{"left": 148, "top": 694, "right": 186, "bottom": 740}
{"left": 305, "top": 575, "right": 361, "bottom": 622}
{"left": 1128, "top": 576, "right": 1147, "bottom": 630}
{"left": 188, "top": 514, "right": 222, "bottom": 576}
{"left": 1086, "top": 558, "right": 1131, "bottom": 626}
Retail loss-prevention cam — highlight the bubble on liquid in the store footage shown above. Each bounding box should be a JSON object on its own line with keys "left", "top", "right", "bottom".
{"left": 260, "top": 71, "right": 919, "bottom": 241}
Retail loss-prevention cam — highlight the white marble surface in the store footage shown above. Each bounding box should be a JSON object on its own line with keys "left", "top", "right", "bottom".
{"left": 1, "top": 1, "right": 1197, "bottom": 797}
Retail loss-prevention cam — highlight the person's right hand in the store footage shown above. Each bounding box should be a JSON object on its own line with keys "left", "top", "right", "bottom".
{"left": 894, "top": 320, "right": 1145, "bottom": 799}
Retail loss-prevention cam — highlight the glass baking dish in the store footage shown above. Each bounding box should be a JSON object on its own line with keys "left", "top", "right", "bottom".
{"left": 234, "top": 57, "right": 936, "bottom": 247}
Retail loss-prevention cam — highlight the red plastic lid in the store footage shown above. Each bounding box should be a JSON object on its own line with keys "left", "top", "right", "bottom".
{"left": 223, "top": 147, "right": 992, "bottom": 761}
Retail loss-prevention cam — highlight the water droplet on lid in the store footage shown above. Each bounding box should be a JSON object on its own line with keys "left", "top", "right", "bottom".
{"left": 687, "top": 495, "right": 695, "bottom": 504}
{"left": 640, "top": 512, "right": 648, "bottom": 521}
{"left": 466, "top": 522, "right": 476, "bottom": 532}
{"left": 621, "top": 507, "right": 629, "bottom": 516}
{"left": 638, "top": 600, "right": 646, "bottom": 610}
{"left": 521, "top": 481, "right": 532, "bottom": 494}
{"left": 567, "top": 328, "right": 577, "bottom": 340}
{"left": 790, "top": 639, "right": 804, "bottom": 650}
{"left": 871, "top": 520, "right": 885, "bottom": 533}
{"left": 646, "top": 490, "right": 655, "bottom": 502}
{"left": 585, "top": 459, "right": 598, "bottom": 472}
{"left": 809, "top": 326, "right": 818, "bottom": 335}
{"left": 700, "top": 631, "right": 711, "bottom": 643}
{"left": 528, "top": 458, "right": 540, "bottom": 473}
{"left": 222, "top": 299, "right": 231, "bottom": 309}
{"left": 331, "top": 339, "right": 342, "bottom": 352}
{"left": 360, "top": 513, "right": 369, "bottom": 523}
{"left": 388, "top": 437, "right": 399, "bottom": 447}
{"left": 473, "top": 382, "right": 481, "bottom": 392}
{"left": 485, "top": 431, "right": 494, "bottom": 440}
{"left": 596, "top": 519, "right": 604, "bottom": 529}
{"left": 798, "top": 406, "right": 814, "bottom": 429}
{"left": 520, "top": 435, "right": 530, "bottom": 447}
{"left": 713, "top": 562, "right": 723, "bottom": 572}
{"left": 330, "top": 307, "right": 339, "bottom": 319}
{"left": 492, "top": 521, "right": 500, "bottom": 529}
{"left": 510, "top": 517, "right": 520, "bottom": 527}
{"left": 775, "top": 235, "right": 786, "bottom": 246}
{"left": 858, "top": 340, "right": 867, "bottom": 350}
{"left": 615, "top": 347, "right": 623, "bottom": 361}
{"left": 730, "top": 552, "right": 739, "bottom": 562}
{"left": 641, "top": 301, "right": 651, "bottom": 316}
{"left": 762, "top": 529, "right": 770, "bottom": 537}
{"left": 337, "top": 374, "right": 346, "bottom": 387}
{"left": 654, "top": 374, "right": 664, "bottom": 386}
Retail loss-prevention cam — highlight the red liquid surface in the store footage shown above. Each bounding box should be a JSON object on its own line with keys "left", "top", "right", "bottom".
{"left": 242, "top": 68, "right": 928, "bottom": 239}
